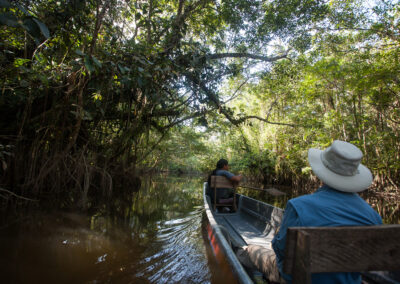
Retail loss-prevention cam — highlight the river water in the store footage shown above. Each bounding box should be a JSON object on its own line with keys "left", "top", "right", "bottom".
{"left": 0, "top": 174, "right": 398, "bottom": 284}
{"left": 0, "top": 175, "right": 215, "bottom": 284}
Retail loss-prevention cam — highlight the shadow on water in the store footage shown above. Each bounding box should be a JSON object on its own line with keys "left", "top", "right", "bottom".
{"left": 0, "top": 174, "right": 214, "bottom": 284}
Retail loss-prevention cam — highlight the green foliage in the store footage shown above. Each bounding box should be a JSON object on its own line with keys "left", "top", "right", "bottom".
{"left": 0, "top": 0, "right": 399, "bottom": 203}
{"left": 0, "top": 0, "right": 49, "bottom": 44}
{"left": 209, "top": 1, "right": 400, "bottom": 190}
{"left": 137, "top": 126, "right": 210, "bottom": 173}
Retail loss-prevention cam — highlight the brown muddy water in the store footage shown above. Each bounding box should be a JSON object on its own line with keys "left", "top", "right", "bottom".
{"left": 0, "top": 175, "right": 220, "bottom": 284}
{"left": 0, "top": 175, "right": 398, "bottom": 284}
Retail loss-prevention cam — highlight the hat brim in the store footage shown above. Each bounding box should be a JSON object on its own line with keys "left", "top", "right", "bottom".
{"left": 308, "top": 148, "right": 373, "bottom": 193}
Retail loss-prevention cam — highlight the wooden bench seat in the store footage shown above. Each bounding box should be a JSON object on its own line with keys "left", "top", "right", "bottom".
{"left": 210, "top": 175, "right": 237, "bottom": 211}
{"left": 283, "top": 225, "right": 400, "bottom": 284}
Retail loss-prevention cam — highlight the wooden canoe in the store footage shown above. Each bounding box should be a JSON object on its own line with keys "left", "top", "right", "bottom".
{"left": 203, "top": 182, "right": 284, "bottom": 283}
{"left": 203, "top": 182, "right": 400, "bottom": 284}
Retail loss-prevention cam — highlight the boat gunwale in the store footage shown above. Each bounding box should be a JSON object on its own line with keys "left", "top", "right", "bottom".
{"left": 203, "top": 182, "right": 254, "bottom": 284}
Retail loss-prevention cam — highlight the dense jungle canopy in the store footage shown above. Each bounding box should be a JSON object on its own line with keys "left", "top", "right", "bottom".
{"left": 0, "top": 0, "right": 399, "bottom": 208}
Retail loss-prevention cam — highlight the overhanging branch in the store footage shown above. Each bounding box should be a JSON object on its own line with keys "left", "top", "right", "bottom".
{"left": 206, "top": 52, "right": 289, "bottom": 62}
{"left": 237, "top": 115, "right": 298, "bottom": 127}
{"left": 184, "top": 72, "right": 300, "bottom": 127}
{"left": 184, "top": 72, "right": 239, "bottom": 125}
{"left": 137, "top": 111, "right": 206, "bottom": 163}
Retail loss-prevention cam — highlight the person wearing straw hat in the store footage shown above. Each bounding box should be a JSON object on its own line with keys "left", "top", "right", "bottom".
{"left": 236, "top": 140, "right": 382, "bottom": 284}
{"left": 272, "top": 140, "right": 382, "bottom": 283}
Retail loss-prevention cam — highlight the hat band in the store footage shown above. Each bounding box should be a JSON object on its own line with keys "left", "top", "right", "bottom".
{"left": 320, "top": 151, "right": 359, "bottom": 176}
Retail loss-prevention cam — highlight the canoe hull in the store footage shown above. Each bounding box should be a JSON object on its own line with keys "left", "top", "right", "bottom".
{"left": 203, "top": 182, "right": 283, "bottom": 284}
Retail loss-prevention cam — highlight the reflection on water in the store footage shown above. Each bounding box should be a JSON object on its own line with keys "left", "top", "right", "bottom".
{"left": 1, "top": 176, "right": 398, "bottom": 284}
{"left": 0, "top": 175, "right": 212, "bottom": 284}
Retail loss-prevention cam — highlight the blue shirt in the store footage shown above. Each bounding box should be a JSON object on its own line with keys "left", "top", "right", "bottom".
{"left": 272, "top": 185, "right": 382, "bottom": 284}
{"left": 215, "top": 169, "right": 235, "bottom": 180}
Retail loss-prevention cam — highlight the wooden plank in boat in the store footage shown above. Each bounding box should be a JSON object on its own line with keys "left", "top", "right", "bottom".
{"left": 284, "top": 225, "right": 400, "bottom": 284}
{"left": 210, "top": 175, "right": 237, "bottom": 188}
{"left": 223, "top": 214, "right": 274, "bottom": 249}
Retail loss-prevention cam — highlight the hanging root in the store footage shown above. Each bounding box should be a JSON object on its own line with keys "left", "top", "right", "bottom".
{"left": 0, "top": 187, "right": 38, "bottom": 202}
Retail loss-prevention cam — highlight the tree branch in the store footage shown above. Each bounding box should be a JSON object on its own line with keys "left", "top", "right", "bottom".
{"left": 236, "top": 115, "right": 298, "bottom": 127}
{"left": 223, "top": 78, "right": 250, "bottom": 104}
{"left": 184, "top": 72, "right": 239, "bottom": 124}
{"left": 89, "top": 0, "right": 110, "bottom": 55}
{"left": 136, "top": 112, "right": 204, "bottom": 164}
{"left": 184, "top": 72, "right": 299, "bottom": 127}
{"left": 0, "top": 187, "right": 38, "bottom": 201}
{"left": 206, "top": 52, "right": 289, "bottom": 62}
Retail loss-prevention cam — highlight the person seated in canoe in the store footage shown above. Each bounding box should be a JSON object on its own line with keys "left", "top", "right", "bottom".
{"left": 236, "top": 140, "right": 382, "bottom": 284}
{"left": 206, "top": 159, "right": 243, "bottom": 205}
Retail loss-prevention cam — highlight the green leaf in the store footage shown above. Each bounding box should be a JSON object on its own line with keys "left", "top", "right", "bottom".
{"left": 38, "top": 75, "right": 48, "bottom": 86}
{"left": 2, "top": 151, "right": 13, "bottom": 156}
{"left": 16, "top": 4, "right": 30, "bottom": 16}
{"left": 137, "top": 77, "right": 143, "bottom": 87}
{"left": 91, "top": 55, "right": 102, "bottom": 68}
{"left": 0, "top": 0, "right": 11, "bottom": 8}
{"left": 84, "top": 55, "right": 95, "bottom": 74}
{"left": 118, "top": 64, "right": 126, "bottom": 74}
{"left": 22, "top": 18, "right": 41, "bottom": 39}
{"left": 14, "top": 58, "right": 30, "bottom": 67}
{"left": 75, "top": 49, "right": 85, "bottom": 56}
{"left": 0, "top": 13, "right": 19, "bottom": 27}
{"left": 70, "top": 110, "right": 79, "bottom": 118}
{"left": 19, "top": 80, "right": 29, "bottom": 87}
{"left": 32, "top": 18, "right": 50, "bottom": 39}
{"left": 83, "top": 110, "right": 93, "bottom": 121}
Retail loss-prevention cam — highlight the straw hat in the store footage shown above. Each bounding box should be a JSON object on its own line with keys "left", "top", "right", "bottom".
{"left": 308, "top": 140, "right": 373, "bottom": 192}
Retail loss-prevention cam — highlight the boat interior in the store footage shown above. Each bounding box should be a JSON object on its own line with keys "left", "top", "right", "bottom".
{"left": 205, "top": 193, "right": 283, "bottom": 249}
{"left": 205, "top": 189, "right": 400, "bottom": 284}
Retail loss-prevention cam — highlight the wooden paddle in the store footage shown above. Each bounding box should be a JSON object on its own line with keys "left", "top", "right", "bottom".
{"left": 238, "top": 185, "right": 286, "bottom": 196}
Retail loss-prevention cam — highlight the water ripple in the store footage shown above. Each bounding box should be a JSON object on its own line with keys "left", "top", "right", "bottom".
{"left": 136, "top": 208, "right": 209, "bottom": 283}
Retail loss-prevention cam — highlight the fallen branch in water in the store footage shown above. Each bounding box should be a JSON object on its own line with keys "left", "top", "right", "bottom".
{"left": 0, "top": 187, "right": 39, "bottom": 201}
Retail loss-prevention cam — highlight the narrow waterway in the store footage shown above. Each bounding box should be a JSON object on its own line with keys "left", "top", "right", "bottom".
{"left": 0, "top": 175, "right": 398, "bottom": 284}
{"left": 0, "top": 175, "right": 215, "bottom": 284}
